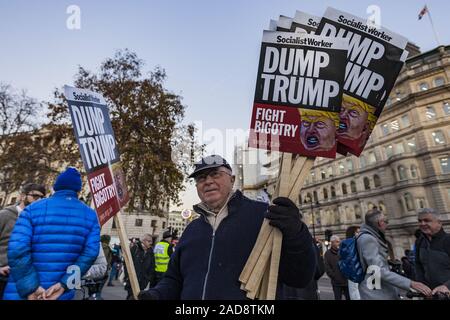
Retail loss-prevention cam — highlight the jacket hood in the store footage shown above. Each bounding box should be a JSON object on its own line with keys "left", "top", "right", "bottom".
{"left": 360, "top": 223, "right": 388, "bottom": 246}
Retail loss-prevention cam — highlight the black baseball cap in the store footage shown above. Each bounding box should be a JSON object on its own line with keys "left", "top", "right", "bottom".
{"left": 188, "top": 155, "right": 232, "bottom": 178}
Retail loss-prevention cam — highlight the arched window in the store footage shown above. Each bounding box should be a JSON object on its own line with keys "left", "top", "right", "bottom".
{"left": 342, "top": 183, "right": 348, "bottom": 195}
{"left": 364, "top": 177, "right": 371, "bottom": 190}
{"left": 426, "top": 106, "right": 436, "bottom": 120}
{"left": 323, "top": 188, "right": 328, "bottom": 200}
{"left": 368, "top": 202, "right": 375, "bottom": 210}
{"left": 434, "top": 77, "right": 445, "bottom": 87}
{"left": 354, "top": 205, "right": 362, "bottom": 221}
{"left": 419, "top": 82, "right": 429, "bottom": 91}
{"left": 350, "top": 181, "right": 357, "bottom": 193}
{"left": 404, "top": 193, "right": 415, "bottom": 211}
{"left": 398, "top": 165, "right": 408, "bottom": 180}
{"left": 373, "top": 174, "right": 381, "bottom": 188}
{"left": 331, "top": 186, "right": 336, "bottom": 198}
{"left": 410, "top": 165, "right": 418, "bottom": 178}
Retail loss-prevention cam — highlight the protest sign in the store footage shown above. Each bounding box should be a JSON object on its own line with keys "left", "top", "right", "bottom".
{"left": 316, "top": 7, "right": 409, "bottom": 156}
{"left": 249, "top": 32, "right": 348, "bottom": 158}
{"left": 64, "top": 85, "right": 129, "bottom": 226}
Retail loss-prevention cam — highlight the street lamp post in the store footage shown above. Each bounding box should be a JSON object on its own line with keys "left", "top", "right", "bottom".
{"left": 307, "top": 196, "right": 316, "bottom": 239}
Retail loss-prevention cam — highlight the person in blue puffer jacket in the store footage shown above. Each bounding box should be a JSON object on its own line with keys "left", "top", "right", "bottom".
{"left": 3, "top": 167, "right": 100, "bottom": 300}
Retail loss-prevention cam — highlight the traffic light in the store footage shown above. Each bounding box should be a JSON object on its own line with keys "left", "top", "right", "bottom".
{"left": 325, "top": 229, "right": 333, "bottom": 242}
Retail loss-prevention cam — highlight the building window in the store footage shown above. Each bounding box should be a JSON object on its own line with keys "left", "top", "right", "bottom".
{"left": 404, "top": 193, "right": 415, "bottom": 211}
{"left": 313, "top": 191, "right": 318, "bottom": 203}
{"left": 135, "top": 219, "right": 143, "bottom": 227}
{"left": 394, "top": 142, "right": 405, "bottom": 155}
{"left": 426, "top": 106, "right": 436, "bottom": 120}
{"left": 444, "top": 102, "right": 450, "bottom": 115}
{"left": 432, "top": 131, "right": 446, "bottom": 145}
{"left": 363, "top": 177, "right": 371, "bottom": 190}
{"left": 299, "top": 194, "right": 303, "bottom": 205}
{"left": 323, "top": 188, "right": 328, "bottom": 200}
{"left": 398, "top": 165, "right": 408, "bottom": 180}
{"left": 354, "top": 205, "right": 362, "bottom": 221}
{"left": 339, "top": 162, "right": 345, "bottom": 174}
{"left": 321, "top": 170, "right": 326, "bottom": 180}
{"left": 416, "top": 198, "right": 426, "bottom": 209}
{"left": 440, "top": 157, "right": 450, "bottom": 174}
{"left": 306, "top": 193, "right": 312, "bottom": 203}
{"left": 419, "top": 82, "right": 429, "bottom": 91}
{"left": 360, "top": 155, "right": 366, "bottom": 169}
{"left": 311, "top": 171, "right": 316, "bottom": 182}
{"left": 381, "top": 123, "right": 389, "bottom": 136}
{"left": 368, "top": 152, "right": 377, "bottom": 165}
{"left": 379, "top": 201, "right": 386, "bottom": 212}
{"left": 385, "top": 145, "right": 393, "bottom": 158}
{"left": 401, "top": 114, "right": 411, "bottom": 128}
{"left": 346, "top": 159, "right": 354, "bottom": 172}
{"left": 434, "top": 77, "right": 445, "bottom": 87}
{"left": 410, "top": 165, "right": 418, "bottom": 178}
{"left": 331, "top": 186, "right": 336, "bottom": 198}
{"left": 112, "top": 219, "right": 117, "bottom": 229}
{"left": 342, "top": 183, "right": 348, "bottom": 195}
{"left": 10, "top": 197, "right": 17, "bottom": 205}
{"left": 390, "top": 120, "right": 400, "bottom": 132}
{"left": 327, "top": 166, "right": 333, "bottom": 178}
{"left": 350, "top": 181, "right": 357, "bottom": 193}
{"left": 407, "top": 137, "right": 417, "bottom": 152}
{"left": 151, "top": 220, "right": 157, "bottom": 228}
{"left": 373, "top": 175, "right": 381, "bottom": 187}
{"left": 162, "top": 222, "right": 166, "bottom": 229}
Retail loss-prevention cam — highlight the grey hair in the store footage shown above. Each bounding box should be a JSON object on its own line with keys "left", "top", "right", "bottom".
{"left": 330, "top": 235, "right": 340, "bottom": 242}
{"left": 365, "top": 208, "right": 383, "bottom": 228}
{"left": 143, "top": 233, "right": 153, "bottom": 240}
{"left": 418, "top": 208, "right": 440, "bottom": 220}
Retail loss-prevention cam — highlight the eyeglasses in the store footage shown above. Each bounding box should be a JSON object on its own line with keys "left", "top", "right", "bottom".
{"left": 194, "top": 169, "right": 232, "bottom": 185}
{"left": 27, "top": 193, "right": 44, "bottom": 200}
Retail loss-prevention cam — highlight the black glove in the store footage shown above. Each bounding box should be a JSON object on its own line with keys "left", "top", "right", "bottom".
{"left": 266, "top": 197, "right": 303, "bottom": 239}
{"left": 138, "top": 289, "right": 159, "bottom": 300}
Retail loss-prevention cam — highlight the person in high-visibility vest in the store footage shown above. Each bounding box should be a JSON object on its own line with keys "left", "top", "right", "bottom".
{"left": 152, "top": 231, "right": 174, "bottom": 286}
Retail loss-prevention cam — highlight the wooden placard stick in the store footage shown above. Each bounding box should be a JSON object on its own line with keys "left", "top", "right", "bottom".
{"left": 257, "top": 258, "right": 270, "bottom": 299}
{"left": 266, "top": 227, "right": 283, "bottom": 300}
{"left": 113, "top": 212, "right": 140, "bottom": 300}
{"left": 288, "top": 157, "right": 315, "bottom": 201}
{"left": 245, "top": 230, "right": 274, "bottom": 298}
{"left": 239, "top": 219, "right": 272, "bottom": 285}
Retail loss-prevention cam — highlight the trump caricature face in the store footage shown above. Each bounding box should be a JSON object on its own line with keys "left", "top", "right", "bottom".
{"left": 300, "top": 115, "right": 335, "bottom": 152}
{"left": 337, "top": 99, "right": 369, "bottom": 141}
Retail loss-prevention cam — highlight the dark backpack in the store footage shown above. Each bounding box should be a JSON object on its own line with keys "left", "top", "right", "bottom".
{"left": 338, "top": 233, "right": 366, "bottom": 283}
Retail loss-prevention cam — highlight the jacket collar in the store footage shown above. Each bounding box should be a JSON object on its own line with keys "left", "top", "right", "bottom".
{"left": 431, "top": 228, "right": 446, "bottom": 240}
{"left": 360, "top": 223, "right": 387, "bottom": 244}
{"left": 193, "top": 190, "right": 243, "bottom": 218}
{"left": 52, "top": 190, "right": 79, "bottom": 198}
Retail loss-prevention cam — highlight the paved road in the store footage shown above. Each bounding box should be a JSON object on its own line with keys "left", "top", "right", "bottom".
{"left": 75, "top": 276, "right": 336, "bottom": 300}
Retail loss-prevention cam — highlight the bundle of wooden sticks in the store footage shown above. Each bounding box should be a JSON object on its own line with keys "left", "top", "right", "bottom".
{"left": 239, "top": 154, "right": 315, "bottom": 299}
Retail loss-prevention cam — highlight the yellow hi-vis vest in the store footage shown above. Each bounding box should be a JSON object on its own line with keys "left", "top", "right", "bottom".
{"left": 154, "top": 241, "right": 170, "bottom": 273}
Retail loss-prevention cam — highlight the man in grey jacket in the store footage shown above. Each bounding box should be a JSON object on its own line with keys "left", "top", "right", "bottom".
{"left": 0, "top": 183, "right": 46, "bottom": 299}
{"left": 357, "top": 209, "right": 431, "bottom": 300}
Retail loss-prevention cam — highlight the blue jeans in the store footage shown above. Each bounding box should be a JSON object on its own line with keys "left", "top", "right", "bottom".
{"left": 108, "top": 263, "right": 118, "bottom": 284}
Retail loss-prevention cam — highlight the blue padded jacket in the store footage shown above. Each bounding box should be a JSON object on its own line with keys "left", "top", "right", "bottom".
{"left": 3, "top": 190, "right": 100, "bottom": 300}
